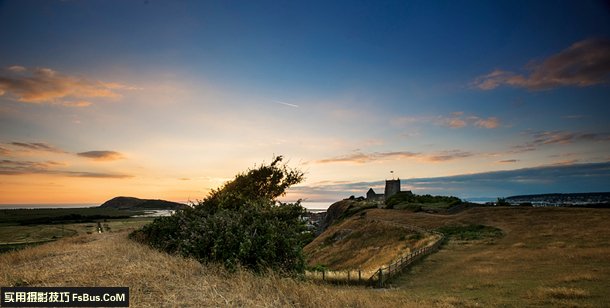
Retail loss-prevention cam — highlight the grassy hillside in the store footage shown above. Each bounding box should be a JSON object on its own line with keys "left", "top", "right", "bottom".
{"left": 305, "top": 212, "right": 439, "bottom": 274}
{"left": 1, "top": 207, "right": 608, "bottom": 307}
{"left": 0, "top": 231, "right": 427, "bottom": 307}
{"left": 367, "top": 207, "right": 610, "bottom": 306}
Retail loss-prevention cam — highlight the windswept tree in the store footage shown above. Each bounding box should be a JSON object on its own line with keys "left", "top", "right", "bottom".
{"left": 131, "top": 156, "right": 309, "bottom": 273}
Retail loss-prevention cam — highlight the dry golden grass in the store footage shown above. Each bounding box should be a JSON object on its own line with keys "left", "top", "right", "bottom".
{"left": 1, "top": 206, "right": 609, "bottom": 307}
{"left": 304, "top": 214, "right": 437, "bottom": 272}
{"left": 384, "top": 206, "right": 610, "bottom": 307}
{"left": 0, "top": 231, "right": 436, "bottom": 307}
{"left": 534, "top": 287, "right": 590, "bottom": 299}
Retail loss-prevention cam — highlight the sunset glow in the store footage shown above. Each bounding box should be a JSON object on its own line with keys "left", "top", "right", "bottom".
{"left": 1, "top": 1, "right": 609, "bottom": 205}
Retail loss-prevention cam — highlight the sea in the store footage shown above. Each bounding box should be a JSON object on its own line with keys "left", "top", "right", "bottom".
{"left": 0, "top": 204, "right": 98, "bottom": 209}
{"left": 0, "top": 201, "right": 333, "bottom": 212}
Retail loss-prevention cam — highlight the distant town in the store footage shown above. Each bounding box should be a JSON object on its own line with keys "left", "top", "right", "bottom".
{"left": 504, "top": 192, "right": 610, "bottom": 207}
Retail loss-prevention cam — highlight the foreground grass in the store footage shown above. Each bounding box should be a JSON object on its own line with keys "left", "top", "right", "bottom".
{"left": 380, "top": 207, "right": 610, "bottom": 307}
{"left": 0, "top": 231, "right": 433, "bottom": 307}
{"left": 1, "top": 207, "right": 608, "bottom": 307}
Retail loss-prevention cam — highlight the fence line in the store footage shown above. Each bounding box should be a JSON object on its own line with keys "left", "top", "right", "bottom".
{"left": 305, "top": 222, "right": 445, "bottom": 288}
{"left": 367, "top": 231, "right": 445, "bottom": 288}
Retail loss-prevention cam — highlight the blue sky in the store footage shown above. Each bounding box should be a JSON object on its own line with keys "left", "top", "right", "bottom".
{"left": 0, "top": 0, "right": 609, "bottom": 204}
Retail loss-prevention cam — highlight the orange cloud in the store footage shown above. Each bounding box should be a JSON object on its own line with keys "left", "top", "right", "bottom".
{"left": 474, "top": 38, "right": 610, "bottom": 90}
{"left": 424, "top": 150, "right": 473, "bottom": 162}
{"left": 0, "top": 66, "right": 137, "bottom": 106}
{"left": 0, "top": 159, "right": 130, "bottom": 178}
{"left": 446, "top": 118, "right": 467, "bottom": 128}
{"left": 62, "top": 100, "right": 93, "bottom": 107}
{"left": 313, "top": 151, "right": 419, "bottom": 164}
{"left": 439, "top": 113, "right": 500, "bottom": 129}
{"left": 77, "top": 151, "right": 124, "bottom": 161}
{"left": 312, "top": 149, "right": 473, "bottom": 164}
{"left": 474, "top": 117, "right": 499, "bottom": 129}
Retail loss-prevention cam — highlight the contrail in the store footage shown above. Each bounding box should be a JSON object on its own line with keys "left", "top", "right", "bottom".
{"left": 273, "top": 100, "right": 299, "bottom": 108}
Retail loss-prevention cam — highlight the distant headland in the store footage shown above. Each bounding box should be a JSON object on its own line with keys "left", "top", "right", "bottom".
{"left": 99, "top": 196, "right": 188, "bottom": 210}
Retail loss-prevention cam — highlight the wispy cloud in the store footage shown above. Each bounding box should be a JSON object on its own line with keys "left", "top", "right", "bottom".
{"left": 0, "top": 159, "right": 132, "bottom": 178}
{"left": 474, "top": 38, "right": 610, "bottom": 90}
{"left": 77, "top": 151, "right": 124, "bottom": 161}
{"left": 273, "top": 100, "right": 299, "bottom": 108}
{"left": 511, "top": 130, "right": 610, "bottom": 153}
{"left": 473, "top": 117, "right": 500, "bottom": 129}
{"left": 0, "top": 66, "right": 138, "bottom": 106}
{"left": 425, "top": 150, "right": 474, "bottom": 162}
{"left": 535, "top": 130, "right": 606, "bottom": 146}
{"left": 498, "top": 159, "right": 519, "bottom": 163}
{"left": 312, "top": 149, "right": 472, "bottom": 164}
{"left": 62, "top": 100, "right": 93, "bottom": 108}
{"left": 9, "top": 142, "right": 65, "bottom": 153}
{"left": 393, "top": 112, "right": 500, "bottom": 130}
{"left": 7, "top": 65, "right": 26, "bottom": 73}
{"left": 313, "top": 151, "right": 419, "bottom": 164}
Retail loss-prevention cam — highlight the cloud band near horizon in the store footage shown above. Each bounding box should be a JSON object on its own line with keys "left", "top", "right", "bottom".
{"left": 289, "top": 161, "right": 610, "bottom": 201}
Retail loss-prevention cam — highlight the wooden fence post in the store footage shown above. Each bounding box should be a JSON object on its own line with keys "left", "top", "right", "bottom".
{"left": 322, "top": 270, "right": 325, "bottom": 281}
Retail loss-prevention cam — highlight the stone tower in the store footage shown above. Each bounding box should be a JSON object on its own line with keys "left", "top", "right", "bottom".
{"left": 384, "top": 178, "right": 400, "bottom": 200}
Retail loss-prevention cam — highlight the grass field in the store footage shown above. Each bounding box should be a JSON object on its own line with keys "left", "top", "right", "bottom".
{"left": 0, "top": 207, "right": 145, "bottom": 225}
{"left": 305, "top": 212, "right": 438, "bottom": 274}
{"left": 372, "top": 206, "right": 610, "bottom": 307}
{"left": 0, "top": 210, "right": 154, "bottom": 253}
{"left": 1, "top": 206, "right": 608, "bottom": 307}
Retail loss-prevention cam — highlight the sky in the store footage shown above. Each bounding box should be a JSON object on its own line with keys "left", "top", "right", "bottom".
{"left": 1, "top": 0, "right": 609, "bottom": 205}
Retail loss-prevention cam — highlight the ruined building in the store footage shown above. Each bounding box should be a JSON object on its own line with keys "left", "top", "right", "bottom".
{"left": 366, "top": 178, "right": 401, "bottom": 201}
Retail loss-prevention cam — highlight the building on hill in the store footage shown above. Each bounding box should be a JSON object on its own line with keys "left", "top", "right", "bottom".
{"left": 366, "top": 178, "right": 403, "bottom": 202}
{"left": 366, "top": 188, "right": 384, "bottom": 201}
{"left": 384, "top": 179, "right": 400, "bottom": 200}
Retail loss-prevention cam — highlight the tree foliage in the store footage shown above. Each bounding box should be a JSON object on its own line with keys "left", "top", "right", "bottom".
{"left": 130, "top": 156, "right": 309, "bottom": 273}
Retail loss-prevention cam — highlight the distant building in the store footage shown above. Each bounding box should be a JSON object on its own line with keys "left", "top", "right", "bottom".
{"left": 384, "top": 179, "right": 400, "bottom": 200}
{"left": 366, "top": 178, "right": 402, "bottom": 201}
{"left": 366, "top": 188, "right": 384, "bottom": 201}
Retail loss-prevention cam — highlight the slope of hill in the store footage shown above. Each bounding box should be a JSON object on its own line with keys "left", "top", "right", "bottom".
{"left": 99, "top": 196, "right": 187, "bottom": 210}
{"left": 305, "top": 211, "right": 439, "bottom": 273}
{"left": 0, "top": 231, "right": 422, "bottom": 307}
{"left": 1, "top": 207, "right": 608, "bottom": 307}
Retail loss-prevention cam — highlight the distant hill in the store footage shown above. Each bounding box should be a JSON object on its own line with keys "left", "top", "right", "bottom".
{"left": 99, "top": 197, "right": 188, "bottom": 210}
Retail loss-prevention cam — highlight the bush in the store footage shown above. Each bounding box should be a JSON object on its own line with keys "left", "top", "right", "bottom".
{"left": 130, "top": 156, "right": 309, "bottom": 273}
{"left": 385, "top": 192, "right": 461, "bottom": 208}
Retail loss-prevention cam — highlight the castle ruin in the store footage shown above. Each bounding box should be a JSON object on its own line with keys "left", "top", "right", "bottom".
{"left": 366, "top": 178, "right": 402, "bottom": 201}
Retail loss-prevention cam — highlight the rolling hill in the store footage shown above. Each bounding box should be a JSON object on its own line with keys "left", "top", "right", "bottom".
{"left": 99, "top": 196, "right": 187, "bottom": 210}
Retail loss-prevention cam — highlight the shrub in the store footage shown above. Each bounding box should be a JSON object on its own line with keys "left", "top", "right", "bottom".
{"left": 385, "top": 192, "right": 461, "bottom": 209}
{"left": 130, "top": 156, "right": 309, "bottom": 274}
